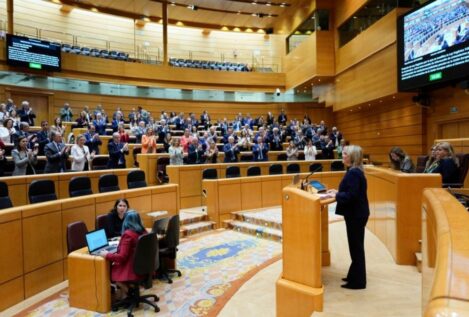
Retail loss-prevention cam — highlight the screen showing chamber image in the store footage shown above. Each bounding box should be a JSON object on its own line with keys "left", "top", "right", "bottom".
{"left": 397, "top": 0, "right": 469, "bottom": 91}
{"left": 6, "top": 34, "right": 61, "bottom": 71}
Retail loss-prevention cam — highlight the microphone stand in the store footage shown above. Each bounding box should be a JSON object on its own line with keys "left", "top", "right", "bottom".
{"left": 300, "top": 165, "right": 323, "bottom": 191}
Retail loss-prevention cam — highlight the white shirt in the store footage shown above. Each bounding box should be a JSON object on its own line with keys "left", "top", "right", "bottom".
{"left": 71, "top": 144, "right": 91, "bottom": 171}
{"left": 304, "top": 145, "right": 317, "bottom": 161}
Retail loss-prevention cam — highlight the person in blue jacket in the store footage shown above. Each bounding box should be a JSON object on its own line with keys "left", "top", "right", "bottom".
{"left": 327, "top": 144, "right": 369, "bottom": 289}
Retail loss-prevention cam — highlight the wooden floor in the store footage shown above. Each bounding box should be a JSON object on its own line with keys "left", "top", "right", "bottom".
{"left": 218, "top": 221, "right": 421, "bottom": 317}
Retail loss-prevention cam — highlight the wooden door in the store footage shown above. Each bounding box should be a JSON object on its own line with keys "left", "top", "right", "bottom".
{"left": 9, "top": 92, "right": 50, "bottom": 126}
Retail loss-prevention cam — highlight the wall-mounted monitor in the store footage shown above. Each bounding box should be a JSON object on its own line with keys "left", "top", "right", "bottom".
{"left": 6, "top": 34, "right": 61, "bottom": 71}
{"left": 397, "top": 0, "right": 469, "bottom": 91}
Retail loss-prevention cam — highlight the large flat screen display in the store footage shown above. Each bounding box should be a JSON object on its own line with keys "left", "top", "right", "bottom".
{"left": 397, "top": 0, "right": 469, "bottom": 91}
{"left": 6, "top": 34, "right": 61, "bottom": 71}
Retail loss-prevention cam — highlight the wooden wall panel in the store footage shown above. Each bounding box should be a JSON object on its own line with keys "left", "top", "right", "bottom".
{"left": 24, "top": 261, "right": 64, "bottom": 298}
{"left": 334, "top": 99, "right": 425, "bottom": 163}
{"left": 0, "top": 277, "right": 24, "bottom": 312}
{"left": 0, "top": 219, "right": 23, "bottom": 285}
{"left": 334, "top": 0, "right": 368, "bottom": 27}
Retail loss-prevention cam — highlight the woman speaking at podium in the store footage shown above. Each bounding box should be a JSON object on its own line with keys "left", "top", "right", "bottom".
{"left": 327, "top": 145, "right": 369, "bottom": 289}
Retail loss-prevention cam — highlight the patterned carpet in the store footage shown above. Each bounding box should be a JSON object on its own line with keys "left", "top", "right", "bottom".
{"left": 19, "top": 230, "right": 281, "bottom": 317}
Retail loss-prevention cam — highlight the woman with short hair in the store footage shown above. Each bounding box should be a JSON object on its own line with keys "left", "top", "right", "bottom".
{"left": 327, "top": 145, "right": 369, "bottom": 289}
{"left": 70, "top": 134, "right": 94, "bottom": 171}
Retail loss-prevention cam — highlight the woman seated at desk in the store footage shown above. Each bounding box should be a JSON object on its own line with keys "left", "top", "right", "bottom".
{"left": 105, "top": 199, "right": 130, "bottom": 238}
{"left": 388, "top": 146, "right": 415, "bottom": 173}
{"left": 425, "top": 141, "right": 460, "bottom": 185}
{"left": 99, "top": 211, "right": 147, "bottom": 300}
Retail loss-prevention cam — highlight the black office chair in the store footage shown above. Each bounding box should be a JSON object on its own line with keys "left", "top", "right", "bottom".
{"left": 247, "top": 166, "right": 261, "bottom": 176}
{"left": 226, "top": 166, "right": 241, "bottom": 178}
{"left": 29, "top": 180, "right": 57, "bottom": 204}
{"left": 95, "top": 214, "right": 108, "bottom": 231}
{"left": 277, "top": 153, "right": 287, "bottom": 161}
{"left": 310, "top": 163, "right": 324, "bottom": 172}
{"left": 269, "top": 164, "right": 283, "bottom": 175}
{"left": 286, "top": 163, "right": 300, "bottom": 174}
{"left": 151, "top": 217, "right": 170, "bottom": 235}
{"left": 112, "top": 233, "right": 160, "bottom": 316}
{"left": 331, "top": 161, "right": 345, "bottom": 171}
{"left": 0, "top": 181, "right": 13, "bottom": 209}
{"left": 69, "top": 176, "right": 93, "bottom": 197}
{"left": 67, "top": 221, "right": 88, "bottom": 254}
{"left": 127, "top": 170, "right": 147, "bottom": 189}
{"left": 98, "top": 174, "right": 120, "bottom": 193}
{"left": 158, "top": 215, "right": 182, "bottom": 284}
{"left": 91, "top": 156, "right": 109, "bottom": 170}
{"left": 202, "top": 168, "right": 218, "bottom": 180}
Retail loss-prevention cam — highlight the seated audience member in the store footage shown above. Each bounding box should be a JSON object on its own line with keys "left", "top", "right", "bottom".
{"left": 36, "top": 120, "right": 50, "bottom": 155}
{"left": 105, "top": 199, "right": 129, "bottom": 238}
{"left": 428, "top": 142, "right": 460, "bottom": 184}
{"left": 424, "top": 145, "right": 439, "bottom": 173}
{"left": 180, "top": 129, "right": 192, "bottom": 153}
{"left": 2, "top": 118, "right": 16, "bottom": 144}
{"left": 304, "top": 139, "right": 318, "bottom": 161}
{"left": 60, "top": 103, "right": 73, "bottom": 122}
{"left": 141, "top": 127, "right": 157, "bottom": 154}
{"left": 75, "top": 111, "right": 90, "bottom": 128}
{"left": 118, "top": 124, "right": 130, "bottom": 143}
{"left": 71, "top": 134, "right": 94, "bottom": 171}
{"left": 44, "top": 131, "right": 70, "bottom": 173}
{"left": 321, "top": 135, "right": 335, "bottom": 159}
{"left": 169, "top": 138, "right": 184, "bottom": 165}
{"left": 286, "top": 140, "right": 299, "bottom": 161}
{"left": 389, "top": 147, "right": 415, "bottom": 173}
{"left": 223, "top": 136, "right": 240, "bottom": 163}
{"left": 51, "top": 117, "right": 66, "bottom": 136}
{"left": 205, "top": 140, "right": 218, "bottom": 164}
{"left": 12, "top": 136, "right": 37, "bottom": 176}
{"left": 252, "top": 136, "right": 269, "bottom": 161}
{"left": 17, "top": 101, "right": 36, "bottom": 126}
{"left": 99, "top": 211, "right": 146, "bottom": 300}
{"left": 337, "top": 139, "right": 346, "bottom": 159}
{"left": 107, "top": 132, "right": 129, "bottom": 169}
{"left": 0, "top": 140, "right": 6, "bottom": 176}
{"left": 84, "top": 124, "right": 102, "bottom": 154}
{"left": 93, "top": 113, "right": 107, "bottom": 135}
{"left": 187, "top": 137, "right": 205, "bottom": 164}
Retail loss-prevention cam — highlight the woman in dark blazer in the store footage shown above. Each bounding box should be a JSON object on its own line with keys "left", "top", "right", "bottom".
{"left": 327, "top": 144, "right": 369, "bottom": 289}
{"left": 430, "top": 141, "right": 459, "bottom": 185}
{"left": 99, "top": 211, "right": 146, "bottom": 300}
{"left": 105, "top": 199, "right": 129, "bottom": 238}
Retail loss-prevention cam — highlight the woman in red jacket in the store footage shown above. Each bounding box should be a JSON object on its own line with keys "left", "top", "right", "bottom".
{"left": 99, "top": 211, "right": 146, "bottom": 299}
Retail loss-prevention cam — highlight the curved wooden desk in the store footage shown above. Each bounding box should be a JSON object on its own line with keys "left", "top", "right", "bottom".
{"left": 422, "top": 188, "right": 469, "bottom": 316}
{"left": 365, "top": 166, "right": 441, "bottom": 265}
{"left": 0, "top": 184, "right": 179, "bottom": 312}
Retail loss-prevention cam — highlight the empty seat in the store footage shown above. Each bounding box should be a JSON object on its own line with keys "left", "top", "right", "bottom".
{"left": 226, "top": 166, "right": 241, "bottom": 178}
{"left": 415, "top": 155, "right": 429, "bottom": 173}
{"left": 67, "top": 221, "right": 88, "bottom": 254}
{"left": 277, "top": 153, "right": 287, "bottom": 161}
{"left": 91, "top": 156, "right": 109, "bottom": 170}
{"left": 127, "top": 170, "right": 147, "bottom": 189}
{"left": 269, "top": 164, "right": 283, "bottom": 175}
{"left": 29, "top": 180, "right": 57, "bottom": 204}
{"left": 286, "top": 163, "right": 300, "bottom": 174}
{"left": 310, "top": 163, "right": 324, "bottom": 172}
{"left": 95, "top": 214, "right": 108, "bottom": 231}
{"left": 247, "top": 166, "right": 261, "bottom": 176}
{"left": 69, "top": 176, "right": 93, "bottom": 197}
{"left": 0, "top": 181, "right": 13, "bottom": 209}
{"left": 98, "top": 174, "right": 120, "bottom": 193}
{"left": 330, "top": 161, "right": 345, "bottom": 171}
{"left": 202, "top": 168, "right": 218, "bottom": 179}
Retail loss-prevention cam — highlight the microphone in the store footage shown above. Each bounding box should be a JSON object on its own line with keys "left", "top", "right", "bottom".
{"left": 300, "top": 165, "right": 323, "bottom": 191}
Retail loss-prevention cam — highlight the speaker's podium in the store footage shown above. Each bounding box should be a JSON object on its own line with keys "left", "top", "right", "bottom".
{"left": 276, "top": 182, "right": 335, "bottom": 317}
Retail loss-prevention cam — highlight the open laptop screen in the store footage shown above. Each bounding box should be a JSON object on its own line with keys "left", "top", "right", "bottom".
{"left": 85, "top": 229, "right": 109, "bottom": 253}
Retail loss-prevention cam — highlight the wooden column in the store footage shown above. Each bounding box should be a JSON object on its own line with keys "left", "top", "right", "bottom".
{"left": 7, "top": 0, "right": 13, "bottom": 34}
{"left": 162, "top": 1, "right": 168, "bottom": 66}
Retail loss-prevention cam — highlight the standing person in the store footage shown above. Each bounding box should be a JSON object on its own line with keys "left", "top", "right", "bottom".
{"left": 304, "top": 139, "right": 318, "bottom": 161}
{"left": 44, "top": 131, "right": 70, "bottom": 173}
{"left": 17, "top": 101, "right": 36, "bottom": 126}
{"left": 326, "top": 145, "right": 369, "bottom": 289}
{"left": 286, "top": 140, "right": 298, "bottom": 161}
{"left": 168, "top": 138, "right": 184, "bottom": 165}
{"left": 205, "top": 140, "right": 218, "bottom": 164}
{"left": 141, "top": 127, "right": 157, "bottom": 154}
{"left": 36, "top": 120, "right": 50, "bottom": 156}
{"left": 389, "top": 147, "right": 415, "bottom": 173}
{"left": 223, "top": 136, "right": 240, "bottom": 163}
{"left": 98, "top": 211, "right": 146, "bottom": 300}
{"left": 52, "top": 117, "right": 66, "bottom": 136}
{"left": 2, "top": 118, "right": 16, "bottom": 144}
{"left": 12, "top": 136, "right": 37, "bottom": 175}
{"left": 252, "top": 136, "right": 269, "bottom": 161}
{"left": 107, "top": 132, "right": 129, "bottom": 169}
{"left": 71, "top": 134, "right": 94, "bottom": 171}
{"left": 60, "top": 103, "right": 73, "bottom": 122}
{"left": 84, "top": 124, "right": 102, "bottom": 154}
{"left": 105, "top": 199, "right": 130, "bottom": 238}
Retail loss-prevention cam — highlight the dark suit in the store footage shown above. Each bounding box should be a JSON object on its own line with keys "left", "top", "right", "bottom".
{"left": 18, "top": 109, "right": 36, "bottom": 126}
{"left": 433, "top": 158, "right": 459, "bottom": 184}
{"left": 84, "top": 132, "right": 102, "bottom": 154}
{"left": 335, "top": 167, "right": 370, "bottom": 288}
{"left": 107, "top": 141, "right": 128, "bottom": 168}
{"left": 223, "top": 143, "right": 239, "bottom": 163}
{"left": 36, "top": 130, "right": 49, "bottom": 155}
{"left": 252, "top": 143, "right": 269, "bottom": 161}
{"left": 187, "top": 144, "right": 204, "bottom": 164}
{"left": 44, "top": 141, "right": 69, "bottom": 173}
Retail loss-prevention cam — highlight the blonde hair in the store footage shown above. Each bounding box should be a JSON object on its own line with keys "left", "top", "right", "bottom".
{"left": 344, "top": 145, "right": 364, "bottom": 170}
{"left": 436, "top": 141, "right": 459, "bottom": 167}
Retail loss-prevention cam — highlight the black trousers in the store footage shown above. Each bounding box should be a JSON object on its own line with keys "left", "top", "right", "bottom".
{"left": 345, "top": 216, "right": 368, "bottom": 287}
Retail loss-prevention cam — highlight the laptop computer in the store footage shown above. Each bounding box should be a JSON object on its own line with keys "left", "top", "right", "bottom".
{"left": 85, "top": 229, "right": 118, "bottom": 255}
